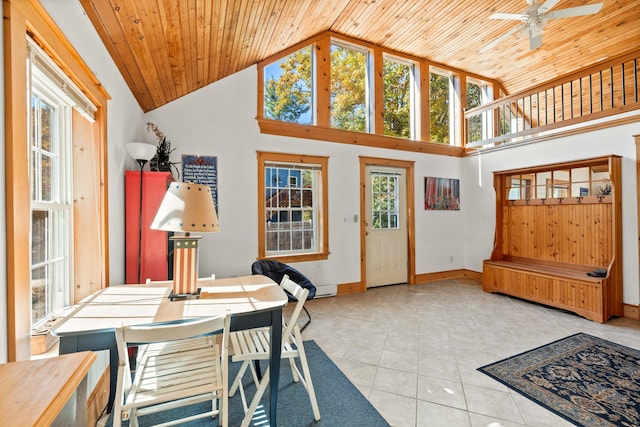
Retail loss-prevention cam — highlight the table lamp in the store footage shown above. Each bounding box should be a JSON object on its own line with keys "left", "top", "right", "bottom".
{"left": 126, "top": 142, "right": 158, "bottom": 283}
{"left": 151, "top": 182, "right": 219, "bottom": 299}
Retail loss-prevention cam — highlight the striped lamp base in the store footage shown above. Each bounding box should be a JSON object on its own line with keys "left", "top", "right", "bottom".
{"left": 170, "top": 235, "right": 201, "bottom": 298}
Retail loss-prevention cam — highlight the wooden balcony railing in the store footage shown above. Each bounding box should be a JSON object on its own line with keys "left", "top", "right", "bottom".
{"left": 465, "top": 49, "right": 640, "bottom": 149}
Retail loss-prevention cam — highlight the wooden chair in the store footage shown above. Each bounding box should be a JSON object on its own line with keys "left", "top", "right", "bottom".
{"left": 229, "top": 275, "right": 321, "bottom": 427}
{"left": 113, "top": 314, "right": 231, "bottom": 427}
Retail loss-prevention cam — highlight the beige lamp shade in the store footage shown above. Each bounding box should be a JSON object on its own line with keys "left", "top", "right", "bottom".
{"left": 151, "top": 182, "right": 219, "bottom": 233}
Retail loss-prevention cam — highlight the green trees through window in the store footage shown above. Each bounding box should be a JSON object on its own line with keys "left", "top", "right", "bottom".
{"left": 383, "top": 58, "right": 412, "bottom": 138}
{"left": 264, "top": 46, "right": 312, "bottom": 124}
{"left": 261, "top": 35, "right": 493, "bottom": 146}
{"left": 331, "top": 43, "right": 368, "bottom": 132}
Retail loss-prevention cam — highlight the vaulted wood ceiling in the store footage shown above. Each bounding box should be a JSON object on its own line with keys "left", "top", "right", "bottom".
{"left": 79, "top": 0, "right": 639, "bottom": 113}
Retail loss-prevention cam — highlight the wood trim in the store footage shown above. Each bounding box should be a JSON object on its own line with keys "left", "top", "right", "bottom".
{"left": 337, "top": 282, "right": 365, "bottom": 295}
{"left": 4, "top": 0, "right": 110, "bottom": 360}
{"left": 419, "top": 61, "right": 430, "bottom": 141}
{"left": 4, "top": 0, "right": 32, "bottom": 362}
{"left": 623, "top": 304, "right": 640, "bottom": 320}
{"left": 258, "top": 118, "right": 465, "bottom": 156}
{"left": 315, "top": 37, "right": 331, "bottom": 127}
{"left": 255, "top": 29, "right": 504, "bottom": 150}
{"left": 256, "top": 151, "right": 330, "bottom": 261}
{"left": 338, "top": 269, "right": 482, "bottom": 295}
{"left": 359, "top": 157, "right": 416, "bottom": 290}
{"left": 415, "top": 269, "right": 481, "bottom": 283}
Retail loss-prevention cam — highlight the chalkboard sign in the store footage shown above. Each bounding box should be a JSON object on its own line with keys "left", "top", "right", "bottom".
{"left": 182, "top": 155, "right": 218, "bottom": 214}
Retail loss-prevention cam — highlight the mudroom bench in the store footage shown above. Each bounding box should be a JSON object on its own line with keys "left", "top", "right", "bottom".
{"left": 482, "top": 155, "right": 623, "bottom": 323}
{"left": 483, "top": 256, "right": 612, "bottom": 322}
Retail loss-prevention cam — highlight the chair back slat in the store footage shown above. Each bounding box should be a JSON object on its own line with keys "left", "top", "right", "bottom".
{"left": 280, "top": 275, "right": 309, "bottom": 343}
{"left": 121, "top": 316, "right": 225, "bottom": 345}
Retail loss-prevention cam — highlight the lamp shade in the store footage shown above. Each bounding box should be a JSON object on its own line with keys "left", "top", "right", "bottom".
{"left": 126, "top": 142, "right": 157, "bottom": 161}
{"left": 151, "top": 182, "right": 219, "bottom": 233}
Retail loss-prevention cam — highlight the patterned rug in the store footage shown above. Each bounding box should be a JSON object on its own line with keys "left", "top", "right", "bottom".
{"left": 477, "top": 333, "right": 640, "bottom": 427}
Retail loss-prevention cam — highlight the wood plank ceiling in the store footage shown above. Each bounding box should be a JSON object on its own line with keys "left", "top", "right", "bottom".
{"left": 79, "top": 0, "right": 640, "bottom": 113}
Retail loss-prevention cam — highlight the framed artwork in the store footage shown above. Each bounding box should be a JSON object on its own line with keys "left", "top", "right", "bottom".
{"left": 425, "top": 176, "right": 460, "bottom": 210}
{"left": 182, "top": 155, "right": 218, "bottom": 214}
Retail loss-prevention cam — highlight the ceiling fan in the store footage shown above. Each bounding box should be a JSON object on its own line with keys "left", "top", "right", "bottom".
{"left": 480, "top": 0, "right": 603, "bottom": 52}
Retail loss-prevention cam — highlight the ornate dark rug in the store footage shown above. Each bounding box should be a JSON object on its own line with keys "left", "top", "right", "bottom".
{"left": 477, "top": 333, "right": 640, "bottom": 427}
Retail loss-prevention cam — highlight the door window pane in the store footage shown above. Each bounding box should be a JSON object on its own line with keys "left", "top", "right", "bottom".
{"left": 371, "top": 173, "right": 399, "bottom": 229}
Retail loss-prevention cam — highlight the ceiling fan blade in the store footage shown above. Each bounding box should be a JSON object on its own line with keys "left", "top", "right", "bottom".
{"left": 490, "top": 12, "right": 528, "bottom": 21}
{"left": 537, "top": 0, "right": 562, "bottom": 14}
{"left": 479, "top": 22, "right": 527, "bottom": 53}
{"left": 545, "top": 3, "right": 603, "bottom": 20}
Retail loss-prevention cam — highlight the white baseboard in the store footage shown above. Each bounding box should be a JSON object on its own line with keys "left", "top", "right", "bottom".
{"left": 315, "top": 283, "right": 337, "bottom": 297}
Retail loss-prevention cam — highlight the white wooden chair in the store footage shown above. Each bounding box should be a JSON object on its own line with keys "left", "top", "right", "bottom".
{"left": 113, "top": 314, "right": 231, "bottom": 427}
{"left": 229, "top": 275, "right": 321, "bottom": 427}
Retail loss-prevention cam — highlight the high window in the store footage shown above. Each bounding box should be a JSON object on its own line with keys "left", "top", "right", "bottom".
{"left": 257, "top": 31, "right": 497, "bottom": 151}
{"left": 330, "top": 41, "right": 370, "bottom": 132}
{"left": 429, "top": 69, "right": 455, "bottom": 144}
{"left": 383, "top": 56, "right": 416, "bottom": 139}
{"left": 28, "top": 45, "right": 74, "bottom": 326}
{"left": 258, "top": 152, "right": 329, "bottom": 262}
{"left": 466, "top": 78, "right": 493, "bottom": 143}
{"left": 263, "top": 46, "right": 313, "bottom": 124}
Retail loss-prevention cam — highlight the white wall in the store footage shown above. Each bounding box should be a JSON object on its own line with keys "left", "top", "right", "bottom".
{"left": 462, "top": 118, "right": 640, "bottom": 305}
{"left": 145, "top": 66, "right": 466, "bottom": 287}
{"left": 144, "top": 58, "right": 640, "bottom": 303}
{"left": 41, "top": 0, "right": 145, "bottom": 286}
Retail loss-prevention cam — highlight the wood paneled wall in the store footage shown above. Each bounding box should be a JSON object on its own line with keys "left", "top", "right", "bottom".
{"left": 502, "top": 203, "right": 613, "bottom": 268}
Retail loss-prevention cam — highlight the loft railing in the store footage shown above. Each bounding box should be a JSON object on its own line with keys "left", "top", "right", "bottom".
{"left": 465, "top": 49, "right": 640, "bottom": 149}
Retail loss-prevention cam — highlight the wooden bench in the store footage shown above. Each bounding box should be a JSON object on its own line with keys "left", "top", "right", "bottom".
{"left": 483, "top": 156, "right": 623, "bottom": 323}
{"left": 483, "top": 256, "right": 612, "bottom": 323}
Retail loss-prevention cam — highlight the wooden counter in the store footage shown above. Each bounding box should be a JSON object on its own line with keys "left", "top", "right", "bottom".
{"left": 0, "top": 351, "right": 96, "bottom": 427}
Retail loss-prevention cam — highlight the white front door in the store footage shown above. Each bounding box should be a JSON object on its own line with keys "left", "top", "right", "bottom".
{"left": 365, "top": 166, "right": 408, "bottom": 287}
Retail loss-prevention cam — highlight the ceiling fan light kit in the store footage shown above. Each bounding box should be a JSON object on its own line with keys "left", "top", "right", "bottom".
{"left": 481, "top": 0, "right": 603, "bottom": 52}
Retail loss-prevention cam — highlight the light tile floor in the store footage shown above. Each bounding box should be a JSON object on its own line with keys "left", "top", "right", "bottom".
{"left": 300, "top": 278, "right": 640, "bottom": 427}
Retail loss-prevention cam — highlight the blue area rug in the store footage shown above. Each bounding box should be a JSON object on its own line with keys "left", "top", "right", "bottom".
{"left": 478, "top": 333, "right": 640, "bottom": 427}
{"left": 106, "top": 340, "right": 389, "bottom": 426}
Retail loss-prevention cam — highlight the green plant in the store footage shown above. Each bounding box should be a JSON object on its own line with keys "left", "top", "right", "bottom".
{"left": 146, "top": 122, "right": 180, "bottom": 177}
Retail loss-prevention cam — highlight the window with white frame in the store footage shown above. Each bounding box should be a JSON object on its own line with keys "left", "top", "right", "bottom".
{"left": 383, "top": 55, "right": 417, "bottom": 139}
{"left": 330, "top": 41, "right": 370, "bottom": 132}
{"left": 27, "top": 39, "right": 88, "bottom": 327}
{"left": 263, "top": 46, "right": 314, "bottom": 124}
{"left": 430, "top": 68, "right": 457, "bottom": 144}
{"left": 258, "top": 152, "right": 328, "bottom": 261}
{"left": 29, "top": 76, "right": 73, "bottom": 326}
{"left": 466, "top": 78, "right": 494, "bottom": 143}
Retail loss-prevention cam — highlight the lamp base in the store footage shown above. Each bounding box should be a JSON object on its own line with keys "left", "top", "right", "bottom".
{"left": 169, "top": 287, "right": 202, "bottom": 301}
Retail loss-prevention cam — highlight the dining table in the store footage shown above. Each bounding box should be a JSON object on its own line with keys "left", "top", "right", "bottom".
{"left": 51, "top": 274, "right": 288, "bottom": 425}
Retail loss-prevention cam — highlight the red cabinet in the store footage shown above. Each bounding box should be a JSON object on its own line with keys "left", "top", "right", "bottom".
{"left": 125, "top": 171, "right": 173, "bottom": 284}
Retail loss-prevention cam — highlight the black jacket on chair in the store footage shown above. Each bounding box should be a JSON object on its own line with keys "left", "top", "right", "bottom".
{"left": 251, "top": 259, "right": 316, "bottom": 330}
{"left": 251, "top": 260, "right": 316, "bottom": 300}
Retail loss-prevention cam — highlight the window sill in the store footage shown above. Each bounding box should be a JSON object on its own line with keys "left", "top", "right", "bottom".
{"left": 257, "top": 118, "right": 464, "bottom": 157}
{"left": 261, "top": 252, "right": 330, "bottom": 264}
